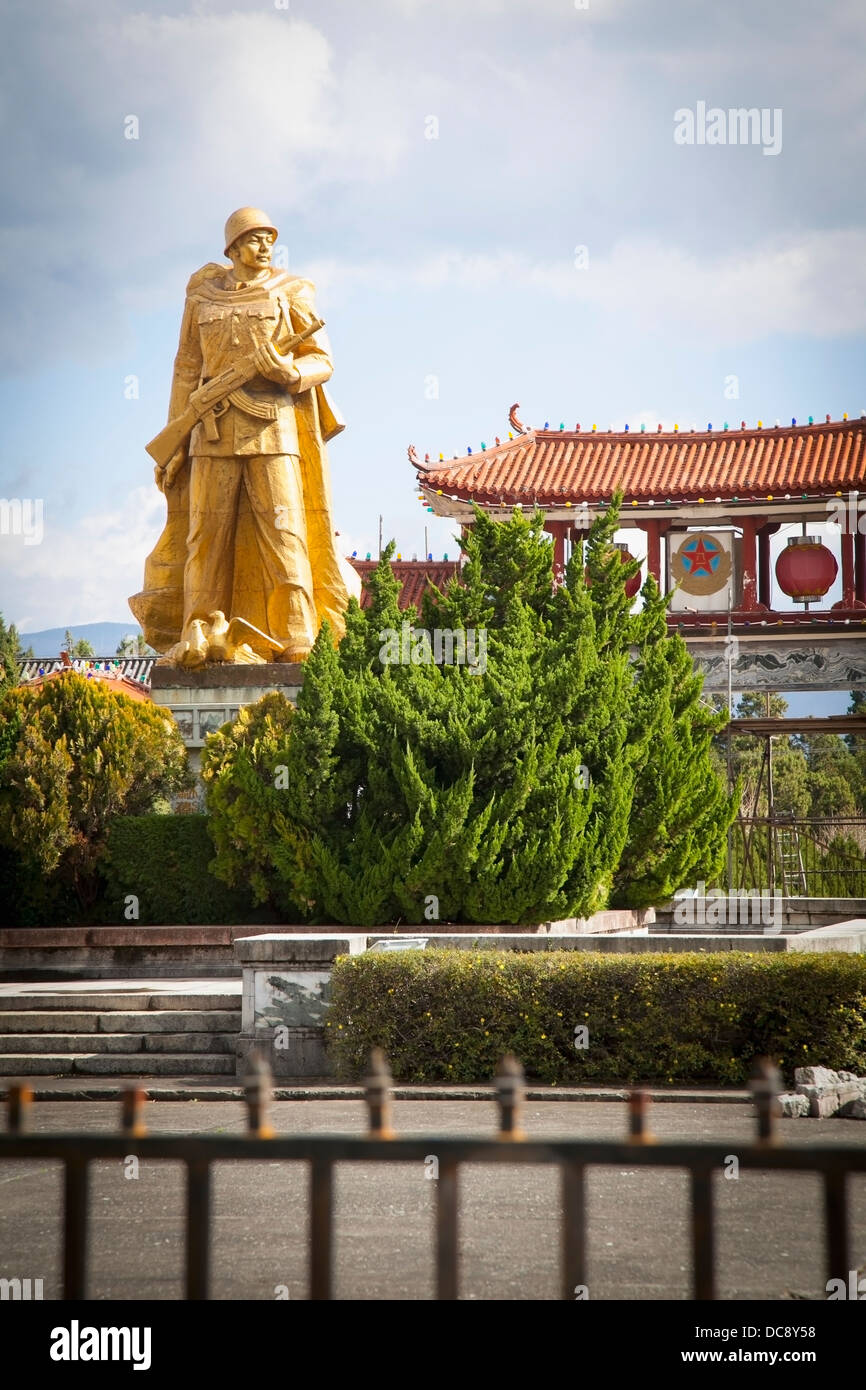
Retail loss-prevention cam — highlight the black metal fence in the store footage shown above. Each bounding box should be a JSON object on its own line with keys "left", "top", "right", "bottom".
{"left": 2, "top": 1054, "right": 864, "bottom": 1301}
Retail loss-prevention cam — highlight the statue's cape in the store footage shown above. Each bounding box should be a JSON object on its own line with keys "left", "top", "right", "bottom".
{"left": 128, "top": 265, "right": 354, "bottom": 654}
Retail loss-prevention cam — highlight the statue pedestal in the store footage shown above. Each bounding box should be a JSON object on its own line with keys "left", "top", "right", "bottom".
{"left": 151, "top": 662, "right": 305, "bottom": 789}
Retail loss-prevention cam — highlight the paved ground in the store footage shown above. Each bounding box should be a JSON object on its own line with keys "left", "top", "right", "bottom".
{"left": 1, "top": 1098, "right": 864, "bottom": 1300}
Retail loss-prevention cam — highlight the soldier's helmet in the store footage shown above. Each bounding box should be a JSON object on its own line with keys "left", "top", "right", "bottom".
{"left": 223, "top": 207, "right": 279, "bottom": 256}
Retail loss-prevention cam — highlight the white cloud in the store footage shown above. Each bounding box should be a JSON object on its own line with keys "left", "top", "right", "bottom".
{"left": 308, "top": 227, "right": 866, "bottom": 345}
{"left": 0, "top": 486, "right": 165, "bottom": 630}
{"left": 0, "top": 8, "right": 416, "bottom": 369}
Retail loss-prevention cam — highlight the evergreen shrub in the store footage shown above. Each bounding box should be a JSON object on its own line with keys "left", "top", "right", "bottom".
{"left": 327, "top": 949, "right": 866, "bottom": 1085}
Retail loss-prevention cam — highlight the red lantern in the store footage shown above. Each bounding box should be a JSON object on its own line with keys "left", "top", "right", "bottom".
{"left": 775, "top": 536, "right": 837, "bottom": 603}
{"left": 615, "top": 542, "right": 643, "bottom": 598}
{"left": 586, "top": 543, "right": 641, "bottom": 596}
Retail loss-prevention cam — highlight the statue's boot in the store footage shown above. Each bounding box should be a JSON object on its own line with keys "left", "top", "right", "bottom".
{"left": 277, "top": 644, "right": 312, "bottom": 663}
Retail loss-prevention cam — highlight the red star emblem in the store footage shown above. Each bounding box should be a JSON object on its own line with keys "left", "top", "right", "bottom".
{"left": 683, "top": 537, "right": 719, "bottom": 577}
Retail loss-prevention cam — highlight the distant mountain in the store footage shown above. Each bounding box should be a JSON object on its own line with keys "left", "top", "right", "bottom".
{"left": 16, "top": 622, "right": 144, "bottom": 657}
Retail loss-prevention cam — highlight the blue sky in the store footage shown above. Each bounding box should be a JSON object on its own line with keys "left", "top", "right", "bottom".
{"left": 1, "top": 0, "right": 864, "bottom": 638}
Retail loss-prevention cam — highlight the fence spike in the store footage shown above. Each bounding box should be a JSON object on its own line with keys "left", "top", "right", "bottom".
{"left": 495, "top": 1054, "right": 526, "bottom": 1140}
{"left": 7, "top": 1084, "right": 32, "bottom": 1133}
{"left": 364, "top": 1048, "right": 394, "bottom": 1137}
{"left": 628, "top": 1088, "right": 655, "bottom": 1144}
{"left": 244, "top": 1049, "right": 275, "bottom": 1137}
{"left": 121, "top": 1086, "right": 147, "bottom": 1138}
{"left": 749, "top": 1056, "right": 783, "bottom": 1145}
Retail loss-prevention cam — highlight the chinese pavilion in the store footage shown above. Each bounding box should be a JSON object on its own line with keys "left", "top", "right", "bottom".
{"left": 411, "top": 407, "right": 866, "bottom": 694}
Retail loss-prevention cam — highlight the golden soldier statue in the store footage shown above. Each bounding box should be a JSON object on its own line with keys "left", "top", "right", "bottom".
{"left": 130, "top": 207, "right": 359, "bottom": 666}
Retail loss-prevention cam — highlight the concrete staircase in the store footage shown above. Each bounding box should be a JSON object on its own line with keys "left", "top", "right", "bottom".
{"left": 0, "top": 986, "right": 241, "bottom": 1078}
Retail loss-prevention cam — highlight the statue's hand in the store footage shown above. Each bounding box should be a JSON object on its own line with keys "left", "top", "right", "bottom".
{"left": 252, "top": 342, "right": 302, "bottom": 389}
{"left": 157, "top": 448, "right": 187, "bottom": 492}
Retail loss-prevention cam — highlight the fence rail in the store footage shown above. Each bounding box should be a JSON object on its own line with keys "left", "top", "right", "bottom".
{"left": 2, "top": 1053, "right": 865, "bottom": 1301}
{"left": 730, "top": 816, "right": 866, "bottom": 896}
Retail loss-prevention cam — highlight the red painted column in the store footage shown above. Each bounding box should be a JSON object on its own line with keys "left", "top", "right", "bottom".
{"left": 855, "top": 532, "right": 866, "bottom": 604}
{"left": 757, "top": 521, "right": 781, "bottom": 609}
{"left": 758, "top": 528, "right": 771, "bottom": 608}
{"left": 839, "top": 530, "right": 856, "bottom": 608}
{"left": 546, "top": 521, "right": 567, "bottom": 574}
{"left": 642, "top": 520, "right": 661, "bottom": 584}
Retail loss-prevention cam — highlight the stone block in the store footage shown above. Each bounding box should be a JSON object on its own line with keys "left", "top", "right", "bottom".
{"left": 0, "top": 1011, "right": 102, "bottom": 1033}
{"left": 8, "top": 1033, "right": 144, "bottom": 1054}
{"left": 777, "top": 1092, "right": 810, "bottom": 1117}
{"left": 234, "top": 933, "right": 367, "bottom": 964}
{"left": 794, "top": 1066, "right": 866, "bottom": 1117}
{"left": 143, "top": 1032, "right": 236, "bottom": 1054}
{"left": 236, "top": 1027, "right": 330, "bottom": 1078}
{"left": 0, "top": 1054, "right": 76, "bottom": 1075}
{"left": 73, "top": 1053, "right": 236, "bottom": 1075}
{"left": 98, "top": 1010, "right": 240, "bottom": 1033}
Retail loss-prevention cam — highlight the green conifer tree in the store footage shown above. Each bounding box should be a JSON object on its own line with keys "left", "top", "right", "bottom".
{"left": 0, "top": 613, "right": 21, "bottom": 696}
{"left": 610, "top": 574, "right": 738, "bottom": 906}
{"left": 205, "top": 501, "right": 740, "bottom": 923}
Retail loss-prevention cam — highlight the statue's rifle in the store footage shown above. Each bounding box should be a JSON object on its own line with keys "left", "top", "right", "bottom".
{"left": 145, "top": 317, "right": 324, "bottom": 470}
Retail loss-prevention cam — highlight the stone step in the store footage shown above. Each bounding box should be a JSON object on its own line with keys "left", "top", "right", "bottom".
{"left": 0, "top": 1054, "right": 237, "bottom": 1076}
{"left": 0, "top": 1009, "right": 239, "bottom": 1034}
{"left": 0, "top": 1011, "right": 103, "bottom": 1032}
{"left": 1, "top": 1033, "right": 237, "bottom": 1055}
{"left": 0, "top": 993, "right": 241, "bottom": 1012}
{"left": 98, "top": 1010, "right": 240, "bottom": 1034}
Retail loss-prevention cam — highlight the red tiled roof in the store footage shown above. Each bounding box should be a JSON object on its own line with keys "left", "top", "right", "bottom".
{"left": 349, "top": 559, "right": 460, "bottom": 611}
{"left": 21, "top": 667, "right": 152, "bottom": 702}
{"left": 415, "top": 417, "right": 866, "bottom": 505}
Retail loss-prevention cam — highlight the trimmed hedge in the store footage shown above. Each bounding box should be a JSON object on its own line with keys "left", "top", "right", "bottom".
{"left": 101, "top": 814, "right": 278, "bottom": 925}
{"left": 327, "top": 949, "right": 866, "bottom": 1085}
